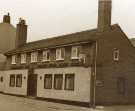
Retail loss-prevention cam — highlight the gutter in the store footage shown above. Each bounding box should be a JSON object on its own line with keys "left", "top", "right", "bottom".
{"left": 92, "top": 41, "right": 98, "bottom": 108}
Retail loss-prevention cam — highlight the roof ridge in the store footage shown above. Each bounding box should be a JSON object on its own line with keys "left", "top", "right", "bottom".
{"left": 26, "top": 28, "right": 97, "bottom": 45}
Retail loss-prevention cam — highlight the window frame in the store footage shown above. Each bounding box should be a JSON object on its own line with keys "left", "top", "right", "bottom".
{"left": 117, "top": 77, "right": 126, "bottom": 95}
{"left": 44, "top": 74, "right": 52, "bottom": 89}
{"left": 113, "top": 49, "right": 119, "bottom": 61}
{"left": 21, "top": 53, "right": 27, "bottom": 64}
{"left": 42, "top": 50, "right": 50, "bottom": 62}
{"left": 31, "top": 51, "right": 38, "bottom": 63}
{"left": 16, "top": 74, "right": 22, "bottom": 87}
{"left": 9, "top": 74, "right": 15, "bottom": 87}
{"left": 71, "top": 46, "right": 81, "bottom": 60}
{"left": 65, "top": 74, "right": 75, "bottom": 91}
{"left": 54, "top": 74, "right": 63, "bottom": 90}
{"left": 56, "top": 48, "right": 65, "bottom": 61}
{"left": 11, "top": 55, "right": 16, "bottom": 64}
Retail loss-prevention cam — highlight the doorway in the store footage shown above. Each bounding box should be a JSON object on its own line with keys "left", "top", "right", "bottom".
{"left": 27, "top": 74, "right": 37, "bottom": 97}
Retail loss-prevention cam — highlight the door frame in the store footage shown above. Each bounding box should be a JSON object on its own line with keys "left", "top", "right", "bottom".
{"left": 27, "top": 74, "right": 38, "bottom": 97}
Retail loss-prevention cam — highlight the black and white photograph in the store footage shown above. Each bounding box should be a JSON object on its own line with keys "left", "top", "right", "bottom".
{"left": 0, "top": 0, "right": 135, "bottom": 110}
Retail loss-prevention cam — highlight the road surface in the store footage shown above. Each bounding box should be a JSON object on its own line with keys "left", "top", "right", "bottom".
{"left": 0, "top": 93, "right": 135, "bottom": 111}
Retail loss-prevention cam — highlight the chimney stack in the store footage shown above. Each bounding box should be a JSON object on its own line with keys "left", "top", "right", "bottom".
{"left": 15, "top": 18, "right": 27, "bottom": 48}
{"left": 98, "top": 0, "right": 112, "bottom": 32}
{"left": 3, "top": 13, "right": 10, "bottom": 24}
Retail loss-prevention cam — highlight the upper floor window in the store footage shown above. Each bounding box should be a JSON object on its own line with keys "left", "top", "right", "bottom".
{"left": 113, "top": 49, "right": 119, "bottom": 61}
{"left": 11, "top": 55, "right": 16, "bottom": 64}
{"left": 31, "top": 52, "right": 38, "bottom": 63}
{"left": 43, "top": 50, "right": 50, "bottom": 62}
{"left": 71, "top": 46, "right": 81, "bottom": 59}
{"left": 21, "top": 53, "right": 27, "bottom": 64}
{"left": 56, "top": 48, "right": 65, "bottom": 60}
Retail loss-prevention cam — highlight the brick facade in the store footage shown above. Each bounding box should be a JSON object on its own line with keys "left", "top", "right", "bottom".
{"left": 95, "top": 26, "right": 135, "bottom": 105}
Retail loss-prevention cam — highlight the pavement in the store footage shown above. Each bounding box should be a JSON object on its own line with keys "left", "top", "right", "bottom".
{"left": 0, "top": 94, "right": 135, "bottom": 111}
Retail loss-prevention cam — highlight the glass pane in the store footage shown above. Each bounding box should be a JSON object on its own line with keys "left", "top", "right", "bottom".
{"left": 10, "top": 75, "right": 15, "bottom": 87}
{"left": 16, "top": 74, "right": 22, "bottom": 87}
{"left": 44, "top": 74, "right": 52, "bottom": 89}
{"left": 56, "top": 49, "right": 60, "bottom": 60}
{"left": 54, "top": 75, "right": 63, "bottom": 90}
{"left": 61, "top": 48, "right": 65, "bottom": 59}
{"left": 65, "top": 74, "right": 74, "bottom": 90}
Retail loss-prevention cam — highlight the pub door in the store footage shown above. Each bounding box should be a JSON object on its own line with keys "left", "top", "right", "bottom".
{"left": 27, "top": 74, "right": 37, "bottom": 97}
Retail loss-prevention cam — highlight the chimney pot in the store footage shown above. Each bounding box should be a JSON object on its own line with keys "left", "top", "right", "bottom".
{"left": 3, "top": 13, "right": 10, "bottom": 24}
{"left": 15, "top": 18, "right": 27, "bottom": 48}
{"left": 19, "top": 18, "right": 26, "bottom": 25}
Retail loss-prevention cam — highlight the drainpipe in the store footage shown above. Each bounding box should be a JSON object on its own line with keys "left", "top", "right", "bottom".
{"left": 92, "top": 41, "right": 98, "bottom": 108}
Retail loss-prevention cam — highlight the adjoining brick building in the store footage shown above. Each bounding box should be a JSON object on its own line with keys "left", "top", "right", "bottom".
{"left": 0, "top": 13, "right": 16, "bottom": 53}
{"left": 0, "top": 13, "right": 17, "bottom": 74}
{"left": 1, "top": 0, "right": 135, "bottom": 106}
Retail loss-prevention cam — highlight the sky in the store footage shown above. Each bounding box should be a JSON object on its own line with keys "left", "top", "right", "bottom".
{"left": 0, "top": 0, "right": 135, "bottom": 42}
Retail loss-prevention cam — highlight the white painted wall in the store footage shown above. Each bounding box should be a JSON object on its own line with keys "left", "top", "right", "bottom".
{"left": 35, "top": 67, "right": 91, "bottom": 103}
{"left": 4, "top": 69, "right": 28, "bottom": 96}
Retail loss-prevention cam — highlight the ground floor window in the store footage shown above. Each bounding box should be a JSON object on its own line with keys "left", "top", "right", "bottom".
{"left": 54, "top": 74, "right": 63, "bottom": 90}
{"left": 43, "top": 73, "right": 75, "bottom": 91}
{"left": 44, "top": 74, "right": 52, "bottom": 89}
{"left": 9, "top": 74, "right": 23, "bottom": 87}
{"left": 65, "top": 74, "right": 75, "bottom": 90}
{"left": 10, "top": 75, "right": 15, "bottom": 87}
{"left": 117, "top": 77, "right": 125, "bottom": 95}
{"left": 16, "top": 74, "right": 22, "bottom": 87}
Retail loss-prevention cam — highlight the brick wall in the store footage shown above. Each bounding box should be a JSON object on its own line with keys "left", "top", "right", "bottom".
{"left": 95, "top": 26, "right": 135, "bottom": 104}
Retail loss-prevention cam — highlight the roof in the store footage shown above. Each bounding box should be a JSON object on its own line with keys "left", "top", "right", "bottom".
{"left": 5, "top": 24, "right": 120, "bottom": 55}
{"left": 130, "top": 38, "right": 135, "bottom": 47}
{"left": 0, "top": 53, "right": 6, "bottom": 62}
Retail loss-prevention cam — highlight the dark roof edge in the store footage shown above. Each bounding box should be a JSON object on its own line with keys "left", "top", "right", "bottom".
{"left": 115, "top": 24, "right": 135, "bottom": 49}
{"left": 4, "top": 24, "right": 120, "bottom": 56}
{"left": 26, "top": 28, "right": 97, "bottom": 45}
{"left": 4, "top": 40, "right": 95, "bottom": 56}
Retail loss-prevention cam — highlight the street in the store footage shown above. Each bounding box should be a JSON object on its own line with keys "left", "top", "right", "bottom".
{"left": 0, "top": 94, "right": 96, "bottom": 111}
{"left": 0, "top": 94, "right": 135, "bottom": 111}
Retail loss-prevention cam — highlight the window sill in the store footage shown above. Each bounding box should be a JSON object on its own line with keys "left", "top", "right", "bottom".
{"left": 11, "top": 63, "right": 16, "bottom": 65}
{"left": 114, "top": 59, "right": 119, "bottom": 61}
{"left": 71, "top": 57, "right": 79, "bottom": 60}
{"left": 30, "top": 61, "right": 38, "bottom": 63}
{"left": 56, "top": 59, "right": 64, "bottom": 61}
{"left": 10, "top": 86, "right": 15, "bottom": 87}
{"left": 54, "top": 88, "right": 63, "bottom": 90}
{"left": 16, "top": 86, "right": 22, "bottom": 88}
{"left": 20, "top": 62, "right": 26, "bottom": 64}
{"left": 64, "top": 89, "right": 74, "bottom": 91}
{"left": 42, "top": 60, "right": 50, "bottom": 62}
{"left": 44, "top": 88, "right": 52, "bottom": 89}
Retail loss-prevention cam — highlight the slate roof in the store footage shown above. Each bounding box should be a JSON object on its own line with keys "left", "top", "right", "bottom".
{"left": 5, "top": 24, "right": 119, "bottom": 55}
{"left": 130, "top": 38, "right": 135, "bottom": 47}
